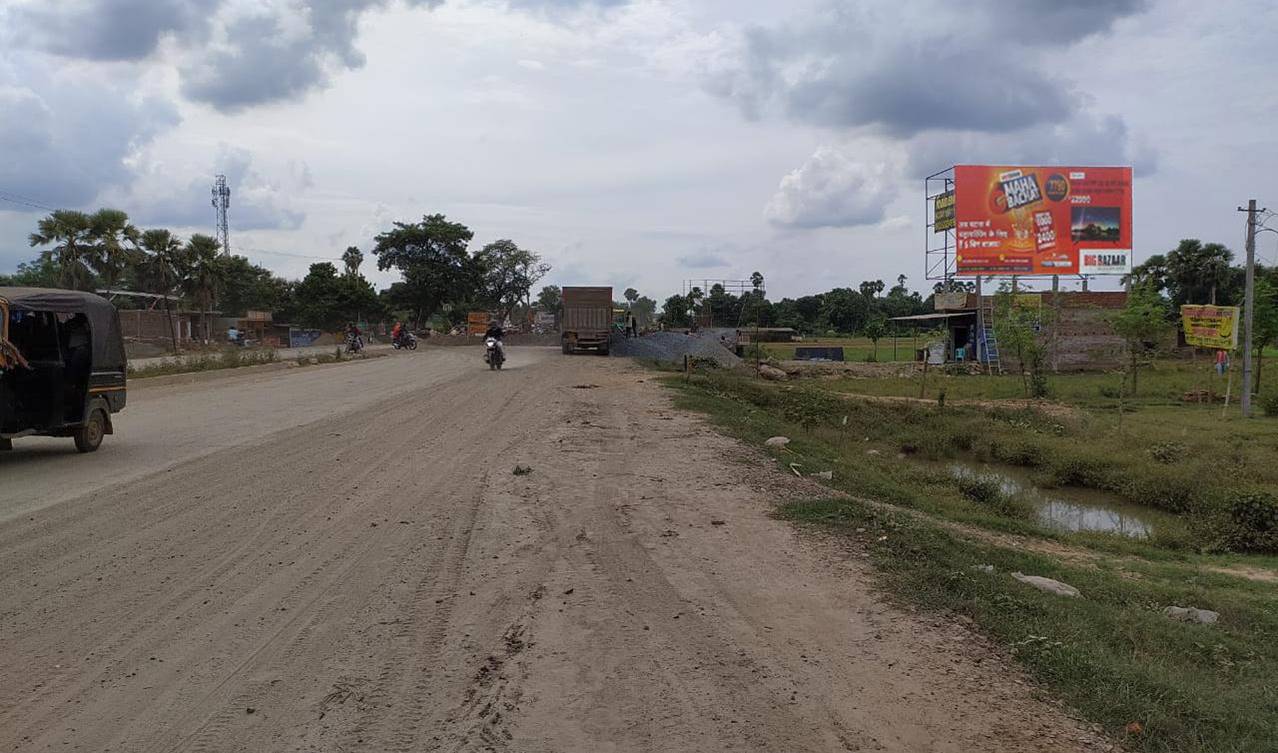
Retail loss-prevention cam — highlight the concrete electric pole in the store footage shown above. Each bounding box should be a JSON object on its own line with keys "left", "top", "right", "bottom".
{"left": 1239, "top": 199, "right": 1265, "bottom": 417}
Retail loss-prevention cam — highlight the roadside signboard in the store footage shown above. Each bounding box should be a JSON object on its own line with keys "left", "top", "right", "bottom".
{"left": 1181, "top": 305, "right": 1240, "bottom": 349}
{"left": 933, "top": 190, "right": 955, "bottom": 232}
{"left": 952, "top": 165, "right": 1132, "bottom": 276}
{"left": 467, "top": 311, "right": 491, "bottom": 336}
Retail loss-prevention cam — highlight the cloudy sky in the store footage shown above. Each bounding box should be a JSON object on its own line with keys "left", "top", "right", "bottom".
{"left": 1, "top": 0, "right": 1275, "bottom": 299}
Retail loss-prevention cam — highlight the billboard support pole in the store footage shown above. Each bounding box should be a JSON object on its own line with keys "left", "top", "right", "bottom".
{"left": 1239, "top": 199, "right": 1263, "bottom": 418}
{"left": 975, "top": 276, "right": 984, "bottom": 363}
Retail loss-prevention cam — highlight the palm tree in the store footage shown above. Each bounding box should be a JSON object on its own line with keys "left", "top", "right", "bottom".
{"left": 89, "top": 208, "right": 140, "bottom": 291}
{"left": 28, "top": 210, "right": 96, "bottom": 290}
{"left": 139, "top": 229, "right": 186, "bottom": 352}
{"left": 183, "top": 234, "right": 223, "bottom": 343}
{"left": 342, "top": 246, "right": 363, "bottom": 277}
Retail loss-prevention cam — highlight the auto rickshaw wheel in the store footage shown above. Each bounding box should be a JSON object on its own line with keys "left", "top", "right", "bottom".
{"left": 74, "top": 408, "right": 107, "bottom": 453}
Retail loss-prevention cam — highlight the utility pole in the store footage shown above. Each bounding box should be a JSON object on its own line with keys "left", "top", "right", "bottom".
{"left": 1239, "top": 199, "right": 1264, "bottom": 417}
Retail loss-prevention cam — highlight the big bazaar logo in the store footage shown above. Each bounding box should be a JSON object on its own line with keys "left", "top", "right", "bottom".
{"left": 1083, "top": 253, "right": 1128, "bottom": 269}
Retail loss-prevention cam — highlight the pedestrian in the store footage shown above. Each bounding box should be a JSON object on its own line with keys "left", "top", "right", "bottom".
{"left": 627, "top": 313, "right": 638, "bottom": 338}
{"left": 1216, "top": 349, "right": 1229, "bottom": 376}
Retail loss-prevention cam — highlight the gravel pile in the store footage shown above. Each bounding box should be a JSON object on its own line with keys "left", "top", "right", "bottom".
{"left": 611, "top": 332, "right": 742, "bottom": 368}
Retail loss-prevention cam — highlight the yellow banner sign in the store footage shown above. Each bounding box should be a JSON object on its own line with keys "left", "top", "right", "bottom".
{"left": 1181, "top": 305, "right": 1239, "bottom": 349}
{"left": 933, "top": 190, "right": 955, "bottom": 232}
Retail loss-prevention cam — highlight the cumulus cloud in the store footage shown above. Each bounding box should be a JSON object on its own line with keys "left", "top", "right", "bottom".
{"left": 764, "top": 146, "right": 897, "bottom": 229}
{"left": 178, "top": 0, "right": 446, "bottom": 112}
{"left": 6, "top": 0, "right": 216, "bottom": 61}
{"left": 0, "top": 68, "right": 179, "bottom": 208}
{"left": 5, "top": 0, "right": 633, "bottom": 112}
{"left": 709, "top": 0, "right": 1150, "bottom": 136}
{"left": 905, "top": 111, "right": 1160, "bottom": 178}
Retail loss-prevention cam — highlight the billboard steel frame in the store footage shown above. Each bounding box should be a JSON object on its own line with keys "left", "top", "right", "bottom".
{"left": 925, "top": 167, "right": 956, "bottom": 282}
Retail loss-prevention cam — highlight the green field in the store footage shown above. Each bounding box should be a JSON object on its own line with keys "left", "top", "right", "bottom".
{"left": 663, "top": 364, "right": 1278, "bottom": 752}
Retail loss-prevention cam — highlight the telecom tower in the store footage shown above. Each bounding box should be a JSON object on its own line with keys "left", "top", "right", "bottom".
{"left": 211, "top": 174, "right": 231, "bottom": 255}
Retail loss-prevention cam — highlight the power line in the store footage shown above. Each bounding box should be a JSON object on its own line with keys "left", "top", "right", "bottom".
{"left": 236, "top": 245, "right": 341, "bottom": 262}
{"left": 0, "top": 190, "right": 55, "bottom": 212}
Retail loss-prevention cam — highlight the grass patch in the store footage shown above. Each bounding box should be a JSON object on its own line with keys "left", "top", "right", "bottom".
{"left": 130, "top": 348, "right": 278, "bottom": 378}
{"left": 779, "top": 497, "right": 1278, "bottom": 753}
{"left": 663, "top": 368, "right": 1278, "bottom": 751}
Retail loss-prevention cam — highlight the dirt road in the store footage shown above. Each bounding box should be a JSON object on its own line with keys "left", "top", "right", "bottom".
{"left": 0, "top": 348, "right": 1107, "bottom": 752}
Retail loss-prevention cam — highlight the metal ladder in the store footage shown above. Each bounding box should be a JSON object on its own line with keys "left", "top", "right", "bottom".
{"left": 979, "top": 300, "right": 1002, "bottom": 375}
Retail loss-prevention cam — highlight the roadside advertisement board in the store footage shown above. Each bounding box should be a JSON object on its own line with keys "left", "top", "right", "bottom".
{"left": 467, "top": 311, "right": 491, "bottom": 336}
{"left": 953, "top": 165, "right": 1132, "bottom": 276}
{"left": 1181, "top": 305, "right": 1240, "bottom": 349}
{"left": 933, "top": 190, "right": 955, "bottom": 232}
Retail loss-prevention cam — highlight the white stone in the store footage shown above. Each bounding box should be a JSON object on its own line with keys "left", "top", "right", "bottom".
{"left": 1163, "top": 606, "right": 1219, "bottom": 625}
{"left": 1011, "top": 572, "right": 1081, "bottom": 598}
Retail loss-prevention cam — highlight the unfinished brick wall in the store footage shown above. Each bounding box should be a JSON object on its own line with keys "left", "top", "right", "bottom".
{"left": 118, "top": 310, "right": 190, "bottom": 342}
{"left": 982, "top": 292, "right": 1128, "bottom": 372}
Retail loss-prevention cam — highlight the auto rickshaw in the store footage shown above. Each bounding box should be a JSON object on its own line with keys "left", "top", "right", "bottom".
{"left": 0, "top": 287, "right": 127, "bottom": 453}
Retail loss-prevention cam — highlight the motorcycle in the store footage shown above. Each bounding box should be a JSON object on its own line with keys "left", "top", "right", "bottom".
{"left": 345, "top": 333, "right": 365, "bottom": 354}
{"left": 484, "top": 337, "right": 505, "bottom": 370}
{"left": 391, "top": 331, "right": 418, "bottom": 350}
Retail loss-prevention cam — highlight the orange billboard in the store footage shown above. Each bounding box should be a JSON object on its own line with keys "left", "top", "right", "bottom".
{"left": 953, "top": 165, "right": 1132, "bottom": 276}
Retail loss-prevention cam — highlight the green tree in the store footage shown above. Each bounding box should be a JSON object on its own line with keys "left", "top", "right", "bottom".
{"left": 1165, "top": 239, "right": 1235, "bottom": 306}
{"left": 28, "top": 209, "right": 97, "bottom": 289}
{"left": 537, "top": 285, "right": 561, "bottom": 313}
{"left": 661, "top": 294, "right": 692, "bottom": 327}
{"left": 182, "top": 234, "right": 223, "bottom": 342}
{"left": 623, "top": 287, "right": 639, "bottom": 305}
{"left": 751, "top": 271, "right": 764, "bottom": 291}
{"left": 137, "top": 229, "right": 186, "bottom": 351}
{"left": 821, "top": 288, "right": 869, "bottom": 333}
{"left": 1250, "top": 278, "right": 1278, "bottom": 392}
{"left": 995, "top": 286, "right": 1052, "bottom": 398}
{"left": 216, "top": 255, "right": 292, "bottom": 317}
{"left": 89, "top": 208, "right": 140, "bottom": 290}
{"left": 341, "top": 246, "right": 363, "bottom": 277}
{"left": 475, "top": 239, "right": 551, "bottom": 321}
{"left": 371, "top": 214, "right": 476, "bottom": 325}
{"left": 858, "top": 279, "right": 885, "bottom": 300}
{"left": 0, "top": 256, "right": 61, "bottom": 287}
{"left": 292, "top": 262, "right": 381, "bottom": 331}
{"left": 863, "top": 317, "right": 887, "bottom": 361}
{"left": 1110, "top": 283, "right": 1171, "bottom": 394}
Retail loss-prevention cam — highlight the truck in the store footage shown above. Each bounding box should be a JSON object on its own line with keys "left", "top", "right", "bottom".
{"left": 560, "top": 286, "right": 612, "bottom": 355}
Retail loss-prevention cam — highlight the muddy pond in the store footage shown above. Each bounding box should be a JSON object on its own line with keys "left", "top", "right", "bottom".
{"left": 921, "top": 459, "right": 1173, "bottom": 538}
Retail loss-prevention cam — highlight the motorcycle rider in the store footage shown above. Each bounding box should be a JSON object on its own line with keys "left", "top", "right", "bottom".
{"left": 345, "top": 321, "right": 363, "bottom": 351}
{"left": 390, "top": 320, "right": 403, "bottom": 346}
{"left": 484, "top": 320, "right": 505, "bottom": 361}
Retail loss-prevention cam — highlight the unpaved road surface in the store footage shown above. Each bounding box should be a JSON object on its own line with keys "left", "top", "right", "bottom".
{"left": 0, "top": 347, "right": 1108, "bottom": 752}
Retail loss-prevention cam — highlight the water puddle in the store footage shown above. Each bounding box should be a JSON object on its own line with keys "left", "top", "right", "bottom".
{"left": 922, "top": 460, "right": 1165, "bottom": 538}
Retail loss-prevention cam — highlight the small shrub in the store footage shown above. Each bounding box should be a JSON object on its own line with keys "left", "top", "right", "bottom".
{"left": 987, "top": 438, "right": 1047, "bottom": 468}
{"left": 1221, "top": 491, "right": 1278, "bottom": 553}
{"left": 957, "top": 475, "right": 1003, "bottom": 504}
{"left": 1048, "top": 454, "right": 1113, "bottom": 488}
{"left": 1262, "top": 392, "right": 1278, "bottom": 417}
{"left": 1148, "top": 441, "right": 1186, "bottom": 465}
{"left": 1099, "top": 385, "right": 1122, "bottom": 399}
{"left": 956, "top": 474, "right": 1029, "bottom": 518}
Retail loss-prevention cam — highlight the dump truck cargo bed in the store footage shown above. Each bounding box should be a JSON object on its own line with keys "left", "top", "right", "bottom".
{"left": 561, "top": 286, "right": 612, "bottom": 355}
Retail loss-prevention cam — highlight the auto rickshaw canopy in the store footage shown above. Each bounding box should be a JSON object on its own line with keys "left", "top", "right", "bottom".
{"left": 0, "top": 288, "right": 126, "bottom": 371}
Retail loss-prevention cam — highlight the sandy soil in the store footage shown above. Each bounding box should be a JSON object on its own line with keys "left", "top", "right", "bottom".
{"left": 0, "top": 347, "right": 1109, "bottom": 752}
